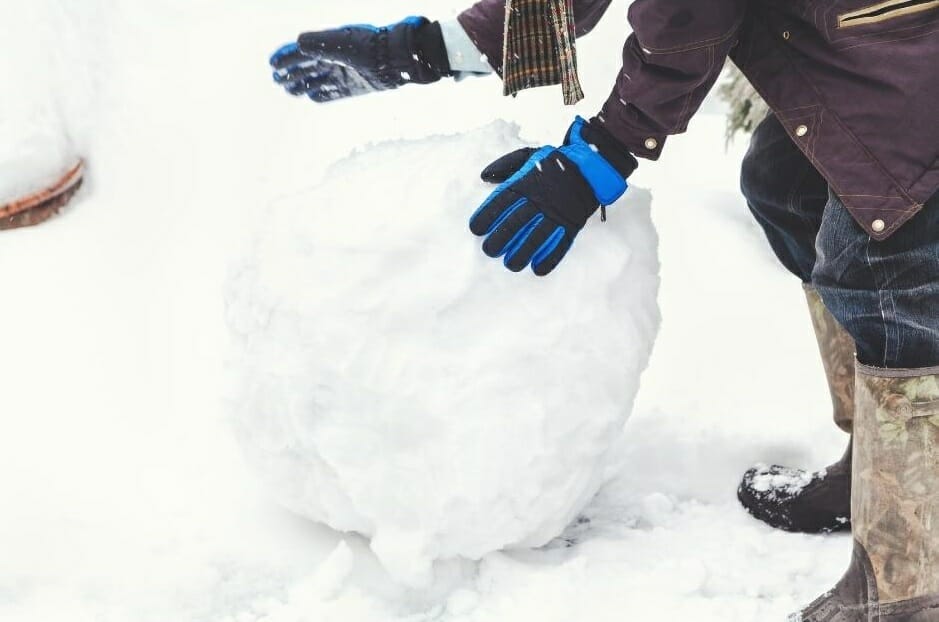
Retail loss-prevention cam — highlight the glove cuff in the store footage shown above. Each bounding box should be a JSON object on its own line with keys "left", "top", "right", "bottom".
{"left": 577, "top": 117, "right": 639, "bottom": 180}
{"left": 388, "top": 18, "right": 453, "bottom": 84}
{"left": 561, "top": 117, "right": 635, "bottom": 206}
{"left": 415, "top": 21, "right": 453, "bottom": 80}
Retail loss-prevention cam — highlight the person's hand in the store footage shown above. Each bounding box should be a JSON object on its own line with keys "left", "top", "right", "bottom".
{"left": 469, "top": 117, "right": 638, "bottom": 276}
{"left": 270, "top": 16, "right": 451, "bottom": 102}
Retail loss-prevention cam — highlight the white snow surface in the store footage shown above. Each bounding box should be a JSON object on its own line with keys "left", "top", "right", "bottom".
{"left": 0, "top": 1, "right": 853, "bottom": 621}
{"left": 225, "top": 123, "right": 660, "bottom": 585}
{"left": 750, "top": 464, "right": 821, "bottom": 496}
{"left": 0, "top": 1, "right": 101, "bottom": 202}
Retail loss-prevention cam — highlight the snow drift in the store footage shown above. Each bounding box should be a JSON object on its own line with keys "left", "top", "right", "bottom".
{"left": 0, "top": 0, "right": 102, "bottom": 203}
{"left": 225, "top": 121, "right": 660, "bottom": 585}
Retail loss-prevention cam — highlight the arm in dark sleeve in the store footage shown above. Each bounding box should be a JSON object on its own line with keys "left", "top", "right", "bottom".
{"left": 457, "top": 0, "right": 615, "bottom": 75}
{"left": 596, "top": 0, "right": 747, "bottom": 160}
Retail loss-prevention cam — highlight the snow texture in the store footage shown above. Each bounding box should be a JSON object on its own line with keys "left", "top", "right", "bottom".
{"left": 749, "top": 464, "right": 821, "bottom": 497}
{"left": 226, "top": 122, "right": 661, "bottom": 585}
{"left": 0, "top": 1, "right": 101, "bottom": 202}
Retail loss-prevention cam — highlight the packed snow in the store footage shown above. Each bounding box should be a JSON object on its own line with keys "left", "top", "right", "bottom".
{"left": 226, "top": 122, "right": 660, "bottom": 585}
{"left": 749, "top": 464, "right": 821, "bottom": 496}
{"left": 0, "top": 1, "right": 97, "bottom": 201}
{"left": 0, "top": 1, "right": 852, "bottom": 621}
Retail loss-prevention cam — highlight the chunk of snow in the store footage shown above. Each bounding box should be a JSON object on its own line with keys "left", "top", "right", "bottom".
{"left": 293, "top": 540, "right": 355, "bottom": 602}
{"left": 226, "top": 121, "right": 660, "bottom": 586}
{"left": 749, "top": 464, "right": 820, "bottom": 496}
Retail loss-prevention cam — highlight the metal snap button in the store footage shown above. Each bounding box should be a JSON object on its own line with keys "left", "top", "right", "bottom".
{"left": 644, "top": 138, "right": 658, "bottom": 150}
{"left": 795, "top": 125, "right": 809, "bottom": 137}
{"left": 872, "top": 219, "right": 886, "bottom": 233}
{"left": 783, "top": 31, "right": 791, "bottom": 40}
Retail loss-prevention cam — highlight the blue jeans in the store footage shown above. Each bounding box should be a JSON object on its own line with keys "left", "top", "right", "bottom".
{"left": 741, "top": 114, "right": 939, "bottom": 369}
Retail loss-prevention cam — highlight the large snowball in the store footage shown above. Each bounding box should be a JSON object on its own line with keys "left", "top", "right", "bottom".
{"left": 226, "top": 122, "right": 660, "bottom": 585}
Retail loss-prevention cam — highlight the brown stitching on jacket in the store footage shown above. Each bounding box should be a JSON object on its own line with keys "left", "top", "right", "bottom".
{"left": 774, "top": 107, "right": 820, "bottom": 157}
{"left": 907, "top": 154, "right": 939, "bottom": 193}
{"left": 842, "top": 205, "right": 921, "bottom": 212}
{"left": 838, "top": 16, "right": 939, "bottom": 40}
{"left": 775, "top": 104, "right": 824, "bottom": 114}
{"left": 634, "top": 14, "right": 745, "bottom": 54}
{"left": 673, "top": 44, "right": 713, "bottom": 132}
{"left": 802, "top": 73, "right": 920, "bottom": 210}
{"left": 822, "top": 0, "right": 939, "bottom": 45}
{"left": 837, "top": 0, "right": 939, "bottom": 30}
{"left": 840, "top": 194, "right": 908, "bottom": 199}
{"left": 836, "top": 23, "right": 939, "bottom": 50}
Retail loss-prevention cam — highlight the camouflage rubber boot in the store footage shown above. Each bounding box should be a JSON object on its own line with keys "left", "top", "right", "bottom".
{"left": 738, "top": 285, "right": 855, "bottom": 533}
{"left": 793, "top": 364, "right": 939, "bottom": 622}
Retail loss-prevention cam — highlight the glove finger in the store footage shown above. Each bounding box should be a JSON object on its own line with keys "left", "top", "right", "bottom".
{"left": 531, "top": 230, "right": 573, "bottom": 276}
{"left": 270, "top": 42, "right": 308, "bottom": 69}
{"left": 284, "top": 75, "right": 324, "bottom": 96}
{"left": 470, "top": 147, "right": 553, "bottom": 236}
{"left": 469, "top": 186, "right": 526, "bottom": 236}
{"left": 480, "top": 148, "right": 539, "bottom": 184}
{"left": 273, "top": 58, "right": 325, "bottom": 84}
{"left": 282, "top": 73, "right": 347, "bottom": 101}
{"left": 482, "top": 203, "right": 540, "bottom": 258}
{"left": 305, "top": 77, "right": 355, "bottom": 102}
{"left": 503, "top": 218, "right": 554, "bottom": 272}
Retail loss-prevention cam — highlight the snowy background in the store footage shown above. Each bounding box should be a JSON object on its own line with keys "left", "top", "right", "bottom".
{"left": 0, "top": 1, "right": 848, "bottom": 620}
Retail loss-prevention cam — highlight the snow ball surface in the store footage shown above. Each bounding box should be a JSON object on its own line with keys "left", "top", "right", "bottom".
{"left": 225, "top": 121, "right": 661, "bottom": 586}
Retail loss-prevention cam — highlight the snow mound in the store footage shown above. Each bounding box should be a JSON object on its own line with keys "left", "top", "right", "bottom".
{"left": 225, "top": 121, "right": 660, "bottom": 586}
{"left": 0, "top": 0, "right": 98, "bottom": 203}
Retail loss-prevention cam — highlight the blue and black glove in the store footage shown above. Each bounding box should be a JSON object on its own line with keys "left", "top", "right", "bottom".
{"left": 470, "top": 117, "right": 638, "bottom": 276}
{"left": 270, "top": 16, "right": 452, "bottom": 102}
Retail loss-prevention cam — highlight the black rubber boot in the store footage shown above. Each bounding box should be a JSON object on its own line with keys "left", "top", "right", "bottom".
{"left": 738, "top": 438, "right": 851, "bottom": 533}
{"left": 738, "top": 286, "right": 855, "bottom": 533}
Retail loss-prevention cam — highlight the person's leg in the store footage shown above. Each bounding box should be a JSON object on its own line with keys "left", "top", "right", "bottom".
{"left": 736, "top": 114, "right": 856, "bottom": 533}
{"left": 741, "top": 114, "right": 829, "bottom": 283}
{"left": 795, "top": 189, "right": 939, "bottom": 621}
{"left": 742, "top": 116, "right": 855, "bottom": 430}
{"left": 813, "top": 193, "right": 939, "bottom": 369}
{"left": 743, "top": 114, "right": 855, "bottom": 432}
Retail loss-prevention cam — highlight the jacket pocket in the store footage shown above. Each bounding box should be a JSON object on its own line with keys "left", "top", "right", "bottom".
{"left": 838, "top": 0, "right": 939, "bottom": 28}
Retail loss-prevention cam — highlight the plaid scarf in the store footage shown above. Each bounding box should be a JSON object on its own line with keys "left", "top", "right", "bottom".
{"left": 502, "top": 0, "right": 584, "bottom": 105}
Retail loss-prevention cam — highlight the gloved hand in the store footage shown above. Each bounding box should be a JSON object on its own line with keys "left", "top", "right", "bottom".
{"left": 469, "top": 117, "right": 638, "bottom": 276}
{"left": 270, "top": 16, "right": 452, "bottom": 102}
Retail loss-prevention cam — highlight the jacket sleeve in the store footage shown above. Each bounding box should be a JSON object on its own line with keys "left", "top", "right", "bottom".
{"left": 457, "top": 0, "right": 615, "bottom": 75}
{"left": 597, "top": 0, "right": 747, "bottom": 160}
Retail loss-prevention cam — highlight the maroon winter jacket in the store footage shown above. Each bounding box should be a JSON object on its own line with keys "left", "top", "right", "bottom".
{"left": 458, "top": 0, "right": 939, "bottom": 240}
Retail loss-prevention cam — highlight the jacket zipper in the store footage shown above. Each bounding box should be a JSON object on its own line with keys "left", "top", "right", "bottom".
{"left": 838, "top": 0, "right": 939, "bottom": 28}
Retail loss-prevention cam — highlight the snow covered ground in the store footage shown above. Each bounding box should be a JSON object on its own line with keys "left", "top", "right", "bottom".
{"left": 0, "top": 1, "right": 850, "bottom": 620}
